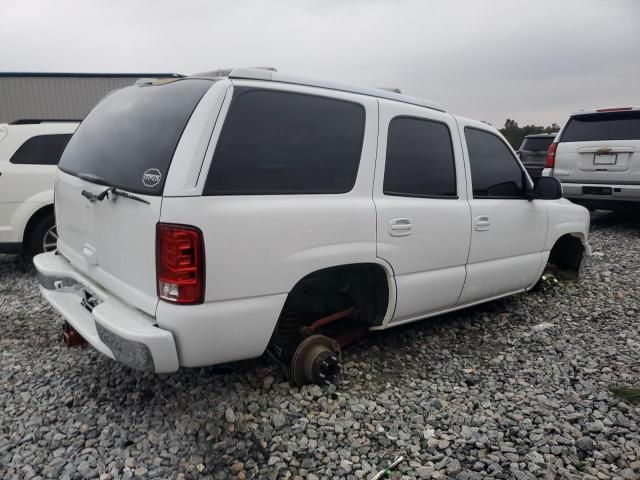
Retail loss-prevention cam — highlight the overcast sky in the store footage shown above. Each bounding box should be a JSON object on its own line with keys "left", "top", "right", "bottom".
{"left": 1, "top": 0, "right": 638, "bottom": 127}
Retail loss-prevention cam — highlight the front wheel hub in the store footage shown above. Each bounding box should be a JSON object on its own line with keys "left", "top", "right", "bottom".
{"left": 291, "top": 335, "right": 341, "bottom": 386}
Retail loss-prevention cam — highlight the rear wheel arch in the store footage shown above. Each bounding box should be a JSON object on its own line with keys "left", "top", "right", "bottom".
{"left": 267, "top": 262, "right": 393, "bottom": 361}
{"left": 22, "top": 204, "right": 55, "bottom": 255}
{"left": 285, "top": 262, "right": 392, "bottom": 323}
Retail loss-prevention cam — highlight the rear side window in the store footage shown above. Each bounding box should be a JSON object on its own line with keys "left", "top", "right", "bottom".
{"left": 383, "top": 117, "right": 457, "bottom": 197}
{"left": 521, "top": 137, "right": 555, "bottom": 152}
{"left": 560, "top": 111, "right": 640, "bottom": 142}
{"left": 10, "top": 134, "right": 72, "bottom": 165}
{"left": 204, "top": 89, "right": 365, "bottom": 195}
{"left": 59, "top": 79, "right": 212, "bottom": 195}
{"left": 465, "top": 127, "right": 525, "bottom": 198}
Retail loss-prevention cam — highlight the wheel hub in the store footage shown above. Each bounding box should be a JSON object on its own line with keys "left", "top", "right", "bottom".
{"left": 290, "top": 334, "right": 341, "bottom": 386}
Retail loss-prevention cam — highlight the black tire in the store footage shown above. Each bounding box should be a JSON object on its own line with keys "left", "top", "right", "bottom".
{"left": 25, "top": 214, "right": 56, "bottom": 257}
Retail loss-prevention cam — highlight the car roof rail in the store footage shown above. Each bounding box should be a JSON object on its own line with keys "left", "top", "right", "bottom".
{"left": 9, "top": 119, "right": 81, "bottom": 125}
{"left": 188, "top": 67, "right": 445, "bottom": 112}
{"left": 226, "top": 67, "right": 445, "bottom": 112}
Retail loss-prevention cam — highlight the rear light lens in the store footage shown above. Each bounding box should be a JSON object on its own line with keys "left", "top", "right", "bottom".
{"left": 156, "top": 223, "right": 204, "bottom": 304}
{"left": 544, "top": 142, "right": 558, "bottom": 168}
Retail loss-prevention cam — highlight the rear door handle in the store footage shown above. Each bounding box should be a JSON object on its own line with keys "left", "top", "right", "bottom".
{"left": 474, "top": 215, "right": 490, "bottom": 231}
{"left": 389, "top": 218, "right": 412, "bottom": 236}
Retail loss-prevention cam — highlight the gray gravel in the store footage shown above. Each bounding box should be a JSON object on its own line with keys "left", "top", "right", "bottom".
{"left": 2, "top": 211, "right": 640, "bottom": 480}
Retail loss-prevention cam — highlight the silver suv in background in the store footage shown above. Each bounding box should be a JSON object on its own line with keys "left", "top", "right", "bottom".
{"left": 517, "top": 133, "right": 557, "bottom": 177}
{"left": 544, "top": 107, "right": 640, "bottom": 211}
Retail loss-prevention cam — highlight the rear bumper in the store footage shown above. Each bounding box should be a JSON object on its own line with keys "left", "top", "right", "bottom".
{"left": 561, "top": 181, "right": 640, "bottom": 204}
{"left": 33, "top": 251, "right": 179, "bottom": 373}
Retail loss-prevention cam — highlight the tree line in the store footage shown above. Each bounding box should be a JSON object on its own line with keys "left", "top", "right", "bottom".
{"left": 499, "top": 119, "right": 561, "bottom": 149}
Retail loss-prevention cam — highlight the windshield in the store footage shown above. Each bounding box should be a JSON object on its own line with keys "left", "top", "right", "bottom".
{"left": 59, "top": 79, "right": 212, "bottom": 195}
{"left": 560, "top": 111, "right": 640, "bottom": 142}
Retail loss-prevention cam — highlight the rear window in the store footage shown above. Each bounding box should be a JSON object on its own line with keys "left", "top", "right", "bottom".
{"left": 204, "top": 89, "right": 365, "bottom": 195}
{"left": 59, "top": 79, "right": 212, "bottom": 195}
{"left": 10, "top": 134, "right": 72, "bottom": 165}
{"left": 560, "top": 111, "right": 640, "bottom": 142}
{"left": 520, "top": 137, "right": 555, "bottom": 152}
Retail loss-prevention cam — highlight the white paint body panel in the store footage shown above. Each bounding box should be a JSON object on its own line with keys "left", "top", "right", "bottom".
{"left": 34, "top": 75, "right": 591, "bottom": 372}
{"left": 373, "top": 100, "right": 471, "bottom": 323}
{"left": 454, "top": 118, "right": 548, "bottom": 304}
{"left": 0, "top": 122, "right": 77, "bottom": 244}
{"left": 55, "top": 171, "right": 162, "bottom": 316}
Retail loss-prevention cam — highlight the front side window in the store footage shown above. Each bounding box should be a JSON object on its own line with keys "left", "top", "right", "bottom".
{"left": 10, "top": 134, "right": 72, "bottom": 165}
{"left": 204, "top": 89, "right": 365, "bottom": 195}
{"left": 383, "top": 117, "right": 456, "bottom": 197}
{"left": 465, "top": 127, "right": 525, "bottom": 198}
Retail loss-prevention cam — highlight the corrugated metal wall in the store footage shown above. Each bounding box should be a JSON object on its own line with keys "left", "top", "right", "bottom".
{"left": 0, "top": 75, "right": 177, "bottom": 123}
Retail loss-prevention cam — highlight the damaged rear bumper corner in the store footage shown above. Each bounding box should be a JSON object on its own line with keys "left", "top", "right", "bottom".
{"left": 34, "top": 251, "right": 179, "bottom": 373}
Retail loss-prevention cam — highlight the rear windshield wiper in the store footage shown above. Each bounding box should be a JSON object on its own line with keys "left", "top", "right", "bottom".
{"left": 77, "top": 172, "right": 112, "bottom": 187}
{"left": 78, "top": 173, "right": 150, "bottom": 205}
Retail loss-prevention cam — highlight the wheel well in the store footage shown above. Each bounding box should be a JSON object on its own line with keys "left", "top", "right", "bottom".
{"left": 286, "top": 263, "right": 390, "bottom": 325}
{"left": 547, "top": 234, "right": 586, "bottom": 280}
{"left": 23, "top": 205, "right": 54, "bottom": 247}
{"left": 268, "top": 263, "right": 390, "bottom": 361}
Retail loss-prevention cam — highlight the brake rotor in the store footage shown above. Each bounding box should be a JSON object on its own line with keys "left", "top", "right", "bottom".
{"left": 290, "top": 334, "right": 341, "bottom": 386}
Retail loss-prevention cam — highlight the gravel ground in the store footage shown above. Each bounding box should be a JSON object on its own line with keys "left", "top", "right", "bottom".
{"left": 2, "top": 211, "right": 640, "bottom": 480}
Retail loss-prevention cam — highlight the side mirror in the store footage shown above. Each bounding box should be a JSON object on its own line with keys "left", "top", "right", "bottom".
{"left": 528, "top": 176, "right": 562, "bottom": 200}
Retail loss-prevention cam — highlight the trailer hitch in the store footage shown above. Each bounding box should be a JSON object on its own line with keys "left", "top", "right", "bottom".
{"left": 62, "top": 321, "right": 88, "bottom": 348}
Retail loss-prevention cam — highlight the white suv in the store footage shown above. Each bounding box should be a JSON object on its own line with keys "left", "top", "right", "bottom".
{"left": 34, "top": 68, "right": 590, "bottom": 385}
{"left": 0, "top": 120, "right": 78, "bottom": 255}
{"left": 543, "top": 107, "right": 640, "bottom": 210}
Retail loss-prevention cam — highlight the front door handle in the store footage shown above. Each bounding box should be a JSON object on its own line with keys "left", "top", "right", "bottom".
{"left": 474, "top": 215, "right": 490, "bottom": 231}
{"left": 390, "top": 218, "right": 412, "bottom": 236}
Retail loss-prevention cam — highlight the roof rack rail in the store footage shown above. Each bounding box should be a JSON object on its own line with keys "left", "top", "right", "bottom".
{"left": 192, "top": 66, "right": 277, "bottom": 79}
{"left": 9, "top": 119, "right": 81, "bottom": 125}
{"left": 226, "top": 67, "right": 445, "bottom": 112}
{"left": 377, "top": 87, "right": 402, "bottom": 94}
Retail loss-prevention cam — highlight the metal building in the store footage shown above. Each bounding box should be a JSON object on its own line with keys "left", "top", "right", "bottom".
{"left": 0, "top": 72, "right": 182, "bottom": 123}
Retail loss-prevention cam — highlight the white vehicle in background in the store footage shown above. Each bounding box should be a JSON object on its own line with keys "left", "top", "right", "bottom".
{"left": 543, "top": 107, "right": 640, "bottom": 211}
{"left": 34, "top": 68, "right": 590, "bottom": 385}
{"left": 0, "top": 120, "right": 78, "bottom": 255}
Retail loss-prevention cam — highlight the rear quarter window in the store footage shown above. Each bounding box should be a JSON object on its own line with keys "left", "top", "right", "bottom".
{"left": 560, "top": 111, "right": 640, "bottom": 142}
{"left": 203, "top": 88, "right": 365, "bottom": 195}
{"left": 10, "top": 134, "right": 72, "bottom": 165}
{"left": 58, "top": 79, "right": 212, "bottom": 195}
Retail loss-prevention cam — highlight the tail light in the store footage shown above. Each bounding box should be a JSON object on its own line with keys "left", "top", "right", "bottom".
{"left": 544, "top": 142, "right": 558, "bottom": 169}
{"left": 156, "top": 223, "right": 204, "bottom": 304}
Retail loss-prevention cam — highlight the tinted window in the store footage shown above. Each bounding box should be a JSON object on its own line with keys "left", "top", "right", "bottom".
{"left": 466, "top": 127, "right": 525, "bottom": 198}
{"left": 59, "top": 79, "right": 212, "bottom": 195}
{"left": 10, "top": 134, "right": 72, "bottom": 165}
{"left": 521, "top": 137, "right": 555, "bottom": 152}
{"left": 384, "top": 117, "right": 456, "bottom": 197}
{"left": 204, "top": 89, "right": 365, "bottom": 195}
{"left": 561, "top": 111, "right": 640, "bottom": 142}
